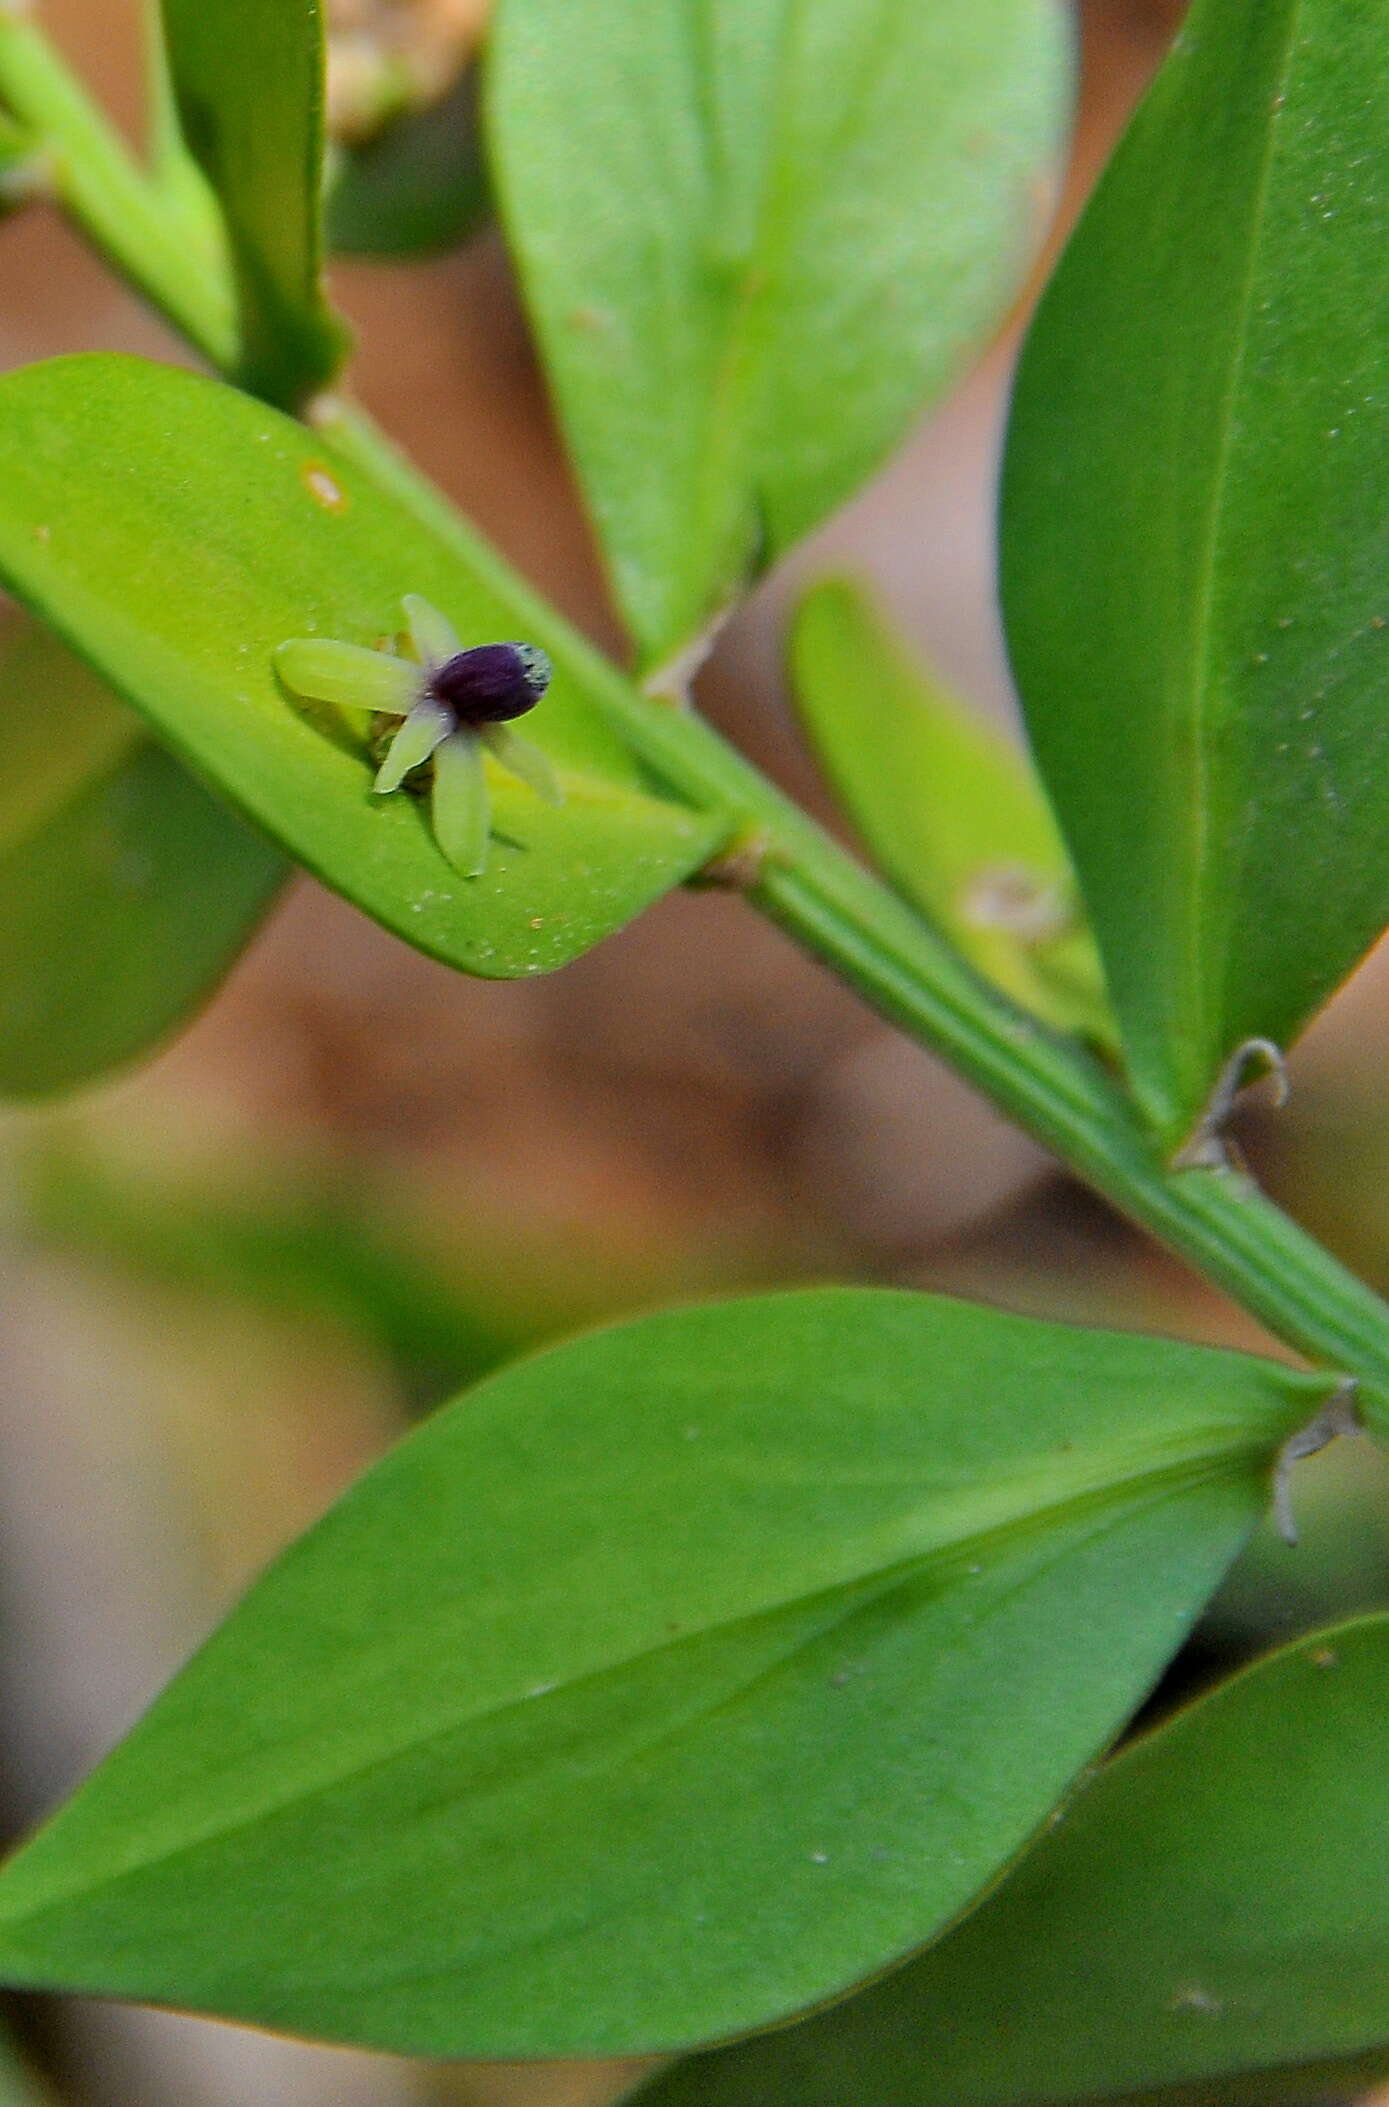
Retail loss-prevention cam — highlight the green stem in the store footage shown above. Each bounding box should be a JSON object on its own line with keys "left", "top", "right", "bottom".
{"left": 0, "top": 5, "right": 235, "bottom": 367}
{"left": 15, "top": 9, "right": 1389, "bottom": 1426}
{"left": 327, "top": 400, "right": 1389, "bottom": 1424}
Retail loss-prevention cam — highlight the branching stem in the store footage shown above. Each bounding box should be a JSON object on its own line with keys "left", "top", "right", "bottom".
{"left": 11, "top": 8, "right": 1389, "bottom": 1429}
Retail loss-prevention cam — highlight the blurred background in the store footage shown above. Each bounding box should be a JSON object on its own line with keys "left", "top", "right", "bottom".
{"left": 4, "top": 1, "right": 1389, "bottom": 2101}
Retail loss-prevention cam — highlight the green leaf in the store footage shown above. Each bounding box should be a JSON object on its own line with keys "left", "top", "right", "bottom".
{"left": 640, "top": 1612, "right": 1389, "bottom": 2107}
{"left": 0, "top": 109, "right": 42, "bottom": 214}
{"left": 21, "top": 1145, "right": 533, "bottom": 1398}
{"left": 1002, "top": 0, "right": 1389, "bottom": 1150}
{"left": 0, "top": 1289, "right": 1324, "bottom": 2056}
{"left": 142, "top": 0, "right": 228, "bottom": 271}
{"left": 490, "top": 0, "right": 1072, "bottom": 678}
{"left": 0, "top": 618, "right": 285, "bottom": 1098}
{"left": 327, "top": 68, "right": 490, "bottom": 258}
{"left": 790, "top": 578, "right": 1113, "bottom": 1046}
{"left": 159, "top": 0, "right": 349, "bottom": 405}
{"left": 0, "top": 355, "right": 724, "bottom": 979}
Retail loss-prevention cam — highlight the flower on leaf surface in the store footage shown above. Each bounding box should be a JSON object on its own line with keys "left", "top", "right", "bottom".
{"left": 276, "top": 594, "right": 560, "bottom": 877}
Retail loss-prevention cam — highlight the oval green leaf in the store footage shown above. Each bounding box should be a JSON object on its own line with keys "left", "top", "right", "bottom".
{"left": 490, "top": 0, "right": 1072, "bottom": 677}
{"left": 1002, "top": 0, "right": 1389, "bottom": 1149}
{"left": 159, "top": 0, "right": 349, "bottom": 405}
{"left": 0, "top": 619, "right": 285, "bottom": 1098}
{"left": 0, "top": 355, "right": 724, "bottom": 979}
{"left": 790, "top": 578, "right": 1113, "bottom": 1046}
{"left": 0, "top": 1289, "right": 1324, "bottom": 2056}
{"left": 641, "top": 1611, "right": 1389, "bottom": 2107}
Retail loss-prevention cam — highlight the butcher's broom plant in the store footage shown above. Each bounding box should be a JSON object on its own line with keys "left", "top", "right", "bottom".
{"left": 0, "top": 3, "right": 1384, "bottom": 2102}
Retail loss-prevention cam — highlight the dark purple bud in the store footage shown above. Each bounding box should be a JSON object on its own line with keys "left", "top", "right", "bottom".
{"left": 428, "top": 642, "right": 553, "bottom": 726}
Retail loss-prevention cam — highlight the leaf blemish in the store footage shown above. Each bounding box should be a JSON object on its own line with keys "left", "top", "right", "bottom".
{"left": 302, "top": 462, "right": 347, "bottom": 513}
{"left": 1170, "top": 1985, "right": 1223, "bottom": 2018}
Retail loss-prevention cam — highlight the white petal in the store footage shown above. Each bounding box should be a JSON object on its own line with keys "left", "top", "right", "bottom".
{"left": 430, "top": 731, "right": 491, "bottom": 877}
{"left": 374, "top": 697, "right": 453, "bottom": 794}
{"left": 481, "top": 724, "right": 564, "bottom": 807}
{"left": 275, "top": 639, "right": 418, "bottom": 713}
{"left": 403, "top": 595, "right": 464, "bottom": 671}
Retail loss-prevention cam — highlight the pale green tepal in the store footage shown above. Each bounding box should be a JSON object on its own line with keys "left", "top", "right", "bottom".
{"left": 276, "top": 594, "right": 561, "bottom": 878}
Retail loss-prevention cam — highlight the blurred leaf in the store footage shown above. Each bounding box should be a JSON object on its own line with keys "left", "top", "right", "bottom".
{"left": 640, "top": 1612, "right": 1389, "bottom": 2107}
{"left": 21, "top": 1142, "right": 783, "bottom": 1415}
{"left": 0, "top": 2028, "right": 54, "bottom": 2106}
{"left": 0, "top": 1289, "right": 1323, "bottom": 2056}
{"left": 0, "top": 109, "right": 41, "bottom": 215}
{"left": 0, "top": 619, "right": 137, "bottom": 845}
{"left": 0, "top": 355, "right": 725, "bottom": 979}
{"left": 1003, "top": 0, "right": 1389, "bottom": 1149}
{"left": 143, "top": 0, "right": 184, "bottom": 175}
{"left": 142, "top": 0, "right": 231, "bottom": 285}
{"left": 159, "top": 0, "right": 349, "bottom": 405}
{"left": 790, "top": 578, "right": 1113, "bottom": 1045}
{"left": 490, "top": 0, "right": 1071, "bottom": 677}
{"left": 24, "top": 1147, "right": 531, "bottom": 1399}
{"left": 0, "top": 620, "right": 285, "bottom": 1098}
{"left": 328, "top": 67, "right": 489, "bottom": 257}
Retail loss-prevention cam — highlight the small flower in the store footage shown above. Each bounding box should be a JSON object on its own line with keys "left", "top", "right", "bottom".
{"left": 275, "top": 595, "right": 561, "bottom": 878}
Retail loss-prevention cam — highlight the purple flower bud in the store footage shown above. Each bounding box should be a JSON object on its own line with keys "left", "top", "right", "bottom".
{"left": 429, "top": 642, "right": 553, "bottom": 726}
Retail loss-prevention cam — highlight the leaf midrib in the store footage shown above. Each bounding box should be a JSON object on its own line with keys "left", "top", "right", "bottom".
{"left": 0, "top": 1436, "right": 1270, "bottom": 1937}
{"left": 212, "top": 1477, "right": 1215, "bottom": 2028}
{"left": 1178, "top": 2, "right": 1303, "bottom": 1119}
{"left": 676, "top": 0, "right": 829, "bottom": 663}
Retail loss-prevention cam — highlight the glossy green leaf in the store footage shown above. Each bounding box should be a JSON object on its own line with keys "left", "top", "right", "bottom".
{"left": 0, "top": 355, "right": 724, "bottom": 979}
{"left": 0, "top": 619, "right": 285, "bottom": 1098}
{"left": 790, "top": 578, "right": 1113, "bottom": 1046}
{"left": 490, "top": 0, "right": 1071, "bottom": 677}
{"left": 0, "top": 1289, "right": 1325, "bottom": 2056}
{"left": 159, "top": 0, "right": 349, "bottom": 405}
{"left": 327, "top": 68, "right": 489, "bottom": 257}
{"left": 1003, "top": 0, "right": 1389, "bottom": 1150}
{"left": 641, "top": 1612, "right": 1389, "bottom": 2107}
